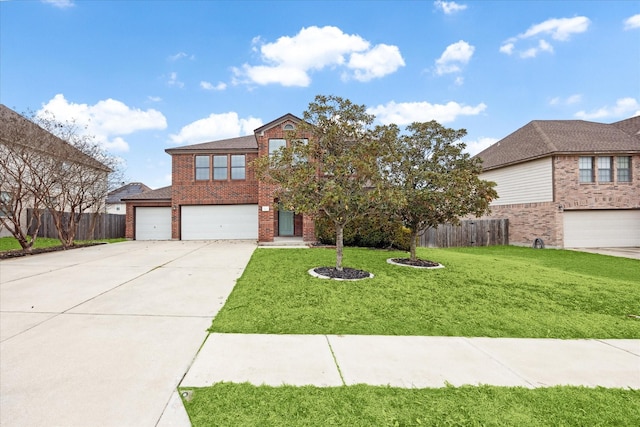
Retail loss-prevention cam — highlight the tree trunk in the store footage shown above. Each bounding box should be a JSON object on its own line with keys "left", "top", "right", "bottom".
{"left": 409, "top": 228, "right": 419, "bottom": 262}
{"left": 335, "top": 223, "right": 344, "bottom": 271}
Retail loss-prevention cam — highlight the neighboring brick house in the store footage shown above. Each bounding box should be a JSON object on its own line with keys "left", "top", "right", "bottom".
{"left": 474, "top": 116, "right": 640, "bottom": 248}
{"left": 124, "top": 114, "right": 315, "bottom": 242}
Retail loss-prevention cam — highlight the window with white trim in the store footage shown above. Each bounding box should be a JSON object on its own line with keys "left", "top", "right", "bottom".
{"left": 269, "top": 138, "right": 286, "bottom": 157}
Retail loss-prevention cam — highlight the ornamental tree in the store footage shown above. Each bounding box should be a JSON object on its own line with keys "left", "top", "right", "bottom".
{"left": 253, "top": 95, "right": 394, "bottom": 270}
{"left": 383, "top": 121, "right": 497, "bottom": 261}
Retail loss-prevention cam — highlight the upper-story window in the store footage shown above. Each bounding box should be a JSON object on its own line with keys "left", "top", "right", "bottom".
{"left": 231, "top": 155, "right": 246, "bottom": 180}
{"left": 195, "top": 155, "right": 210, "bottom": 180}
{"left": 269, "top": 139, "right": 287, "bottom": 157}
{"left": 579, "top": 156, "right": 594, "bottom": 183}
{"left": 0, "top": 191, "right": 10, "bottom": 217}
{"left": 579, "top": 155, "right": 632, "bottom": 184}
{"left": 213, "top": 155, "right": 228, "bottom": 180}
{"left": 617, "top": 156, "right": 631, "bottom": 182}
{"left": 283, "top": 123, "right": 295, "bottom": 131}
{"left": 597, "top": 156, "right": 613, "bottom": 182}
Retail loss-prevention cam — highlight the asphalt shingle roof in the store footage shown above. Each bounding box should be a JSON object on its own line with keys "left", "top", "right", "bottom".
{"left": 165, "top": 135, "right": 257, "bottom": 154}
{"left": 476, "top": 117, "right": 640, "bottom": 170}
{"left": 122, "top": 185, "right": 172, "bottom": 201}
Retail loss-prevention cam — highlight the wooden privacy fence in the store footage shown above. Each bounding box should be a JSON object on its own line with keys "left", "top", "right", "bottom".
{"left": 27, "top": 209, "right": 126, "bottom": 240}
{"left": 418, "top": 219, "right": 508, "bottom": 248}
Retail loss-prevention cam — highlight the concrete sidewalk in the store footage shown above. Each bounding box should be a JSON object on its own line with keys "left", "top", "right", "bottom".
{"left": 182, "top": 333, "right": 640, "bottom": 389}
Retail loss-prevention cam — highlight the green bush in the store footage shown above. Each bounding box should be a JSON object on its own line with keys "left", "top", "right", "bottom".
{"left": 314, "top": 214, "right": 410, "bottom": 251}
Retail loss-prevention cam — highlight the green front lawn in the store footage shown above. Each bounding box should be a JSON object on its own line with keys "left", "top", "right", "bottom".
{"left": 211, "top": 246, "right": 640, "bottom": 338}
{"left": 181, "top": 383, "right": 640, "bottom": 427}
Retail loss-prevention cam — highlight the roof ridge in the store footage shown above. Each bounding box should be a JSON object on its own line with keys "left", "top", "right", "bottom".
{"left": 531, "top": 120, "right": 558, "bottom": 152}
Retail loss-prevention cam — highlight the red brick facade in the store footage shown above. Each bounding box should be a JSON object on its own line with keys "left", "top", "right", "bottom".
{"left": 124, "top": 114, "right": 316, "bottom": 242}
{"left": 255, "top": 117, "right": 315, "bottom": 242}
{"left": 479, "top": 154, "right": 640, "bottom": 247}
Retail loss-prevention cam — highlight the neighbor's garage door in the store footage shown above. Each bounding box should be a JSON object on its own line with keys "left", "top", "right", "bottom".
{"left": 135, "top": 207, "right": 172, "bottom": 240}
{"left": 181, "top": 205, "right": 258, "bottom": 240}
{"left": 563, "top": 210, "right": 640, "bottom": 247}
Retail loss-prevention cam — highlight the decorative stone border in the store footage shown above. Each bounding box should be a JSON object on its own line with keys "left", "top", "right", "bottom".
{"left": 308, "top": 268, "right": 374, "bottom": 281}
{"left": 386, "top": 258, "right": 445, "bottom": 269}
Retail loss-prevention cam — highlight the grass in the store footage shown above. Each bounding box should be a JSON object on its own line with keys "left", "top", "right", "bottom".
{"left": 210, "top": 246, "right": 640, "bottom": 338}
{"left": 181, "top": 383, "right": 640, "bottom": 426}
{"left": 0, "top": 236, "right": 126, "bottom": 252}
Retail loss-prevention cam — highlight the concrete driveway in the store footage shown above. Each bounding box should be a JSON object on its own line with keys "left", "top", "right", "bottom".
{"left": 568, "top": 247, "right": 640, "bottom": 260}
{"left": 0, "top": 240, "right": 256, "bottom": 427}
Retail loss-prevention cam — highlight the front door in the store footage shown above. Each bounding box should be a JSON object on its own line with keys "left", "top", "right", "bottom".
{"left": 278, "top": 209, "right": 294, "bottom": 236}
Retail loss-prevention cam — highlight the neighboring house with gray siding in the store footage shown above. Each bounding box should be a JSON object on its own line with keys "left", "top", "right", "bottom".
{"left": 474, "top": 116, "right": 640, "bottom": 248}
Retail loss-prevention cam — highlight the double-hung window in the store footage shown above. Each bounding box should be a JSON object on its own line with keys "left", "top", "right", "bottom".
{"left": 579, "top": 156, "right": 594, "bottom": 183}
{"left": 597, "top": 156, "right": 613, "bottom": 182}
{"left": 213, "top": 155, "right": 228, "bottom": 180}
{"left": 269, "top": 139, "right": 287, "bottom": 157}
{"left": 195, "top": 155, "right": 210, "bottom": 180}
{"left": 617, "top": 156, "right": 631, "bottom": 182}
{"left": 231, "top": 155, "right": 246, "bottom": 180}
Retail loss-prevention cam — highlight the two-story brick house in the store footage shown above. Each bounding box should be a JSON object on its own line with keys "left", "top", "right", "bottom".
{"left": 474, "top": 116, "right": 640, "bottom": 248}
{"left": 124, "top": 114, "right": 315, "bottom": 242}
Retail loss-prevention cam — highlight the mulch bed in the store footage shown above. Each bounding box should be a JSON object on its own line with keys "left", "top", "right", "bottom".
{"left": 390, "top": 258, "right": 441, "bottom": 268}
{"left": 313, "top": 266, "right": 372, "bottom": 280}
{"left": 0, "top": 242, "right": 105, "bottom": 260}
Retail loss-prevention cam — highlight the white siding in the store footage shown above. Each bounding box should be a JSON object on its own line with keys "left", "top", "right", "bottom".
{"left": 563, "top": 210, "right": 640, "bottom": 247}
{"left": 181, "top": 205, "right": 258, "bottom": 240}
{"left": 481, "top": 157, "right": 553, "bottom": 206}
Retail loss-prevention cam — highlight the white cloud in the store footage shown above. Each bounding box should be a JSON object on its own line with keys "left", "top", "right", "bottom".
{"left": 167, "top": 72, "right": 184, "bottom": 88}
{"left": 499, "top": 43, "right": 514, "bottom": 55}
{"left": 550, "top": 94, "right": 582, "bottom": 105}
{"left": 37, "top": 94, "right": 168, "bottom": 152}
{"left": 624, "top": 14, "right": 640, "bottom": 30}
{"left": 464, "top": 137, "right": 499, "bottom": 156}
{"left": 434, "top": 1, "right": 467, "bottom": 14}
{"left": 520, "top": 39, "right": 554, "bottom": 58}
{"left": 147, "top": 96, "right": 162, "bottom": 102}
{"left": 233, "top": 25, "right": 404, "bottom": 86}
{"left": 454, "top": 76, "right": 464, "bottom": 86}
{"left": 347, "top": 44, "right": 405, "bottom": 82}
{"left": 169, "top": 112, "right": 263, "bottom": 145}
{"left": 574, "top": 97, "right": 640, "bottom": 120}
{"left": 368, "top": 100, "right": 487, "bottom": 125}
{"left": 200, "top": 81, "right": 227, "bottom": 91}
{"left": 500, "top": 16, "right": 590, "bottom": 58}
{"left": 435, "top": 40, "right": 474, "bottom": 75}
{"left": 41, "top": 0, "right": 74, "bottom": 8}
{"left": 168, "top": 52, "right": 194, "bottom": 61}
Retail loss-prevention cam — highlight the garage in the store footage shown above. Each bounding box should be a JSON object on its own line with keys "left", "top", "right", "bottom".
{"left": 135, "top": 207, "right": 172, "bottom": 240}
{"left": 563, "top": 210, "right": 640, "bottom": 248}
{"left": 181, "top": 204, "right": 258, "bottom": 240}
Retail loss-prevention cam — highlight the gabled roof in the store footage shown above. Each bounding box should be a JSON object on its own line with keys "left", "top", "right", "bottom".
{"left": 476, "top": 117, "right": 640, "bottom": 171}
{"left": 122, "top": 185, "right": 172, "bottom": 201}
{"left": 165, "top": 135, "right": 257, "bottom": 154}
{"left": 0, "top": 104, "right": 111, "bottom": 172}
{"left": 107, "top": 182, "right": 152, "bottom": 203}
{"left": 254, "top": 113, "right": 303, "bottom": 134}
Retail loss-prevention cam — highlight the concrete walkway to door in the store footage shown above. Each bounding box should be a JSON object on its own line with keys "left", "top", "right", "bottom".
{"left": 0, "top": 240, "right": 256, "bottom": 427}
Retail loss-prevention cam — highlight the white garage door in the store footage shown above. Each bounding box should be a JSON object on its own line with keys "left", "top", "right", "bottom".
{"left": 563, "top": 210, "right": 640, "bottom": 248}
{"left": 135, "top": 207, "right": 172, "bottom": 240}
{"left": 181, "top": 205, "right": 258, "bottom": 240}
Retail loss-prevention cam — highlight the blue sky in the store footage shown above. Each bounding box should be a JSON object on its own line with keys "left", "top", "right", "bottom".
{"left": 1, "top": 0, "right": 639, "bottom": 189}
